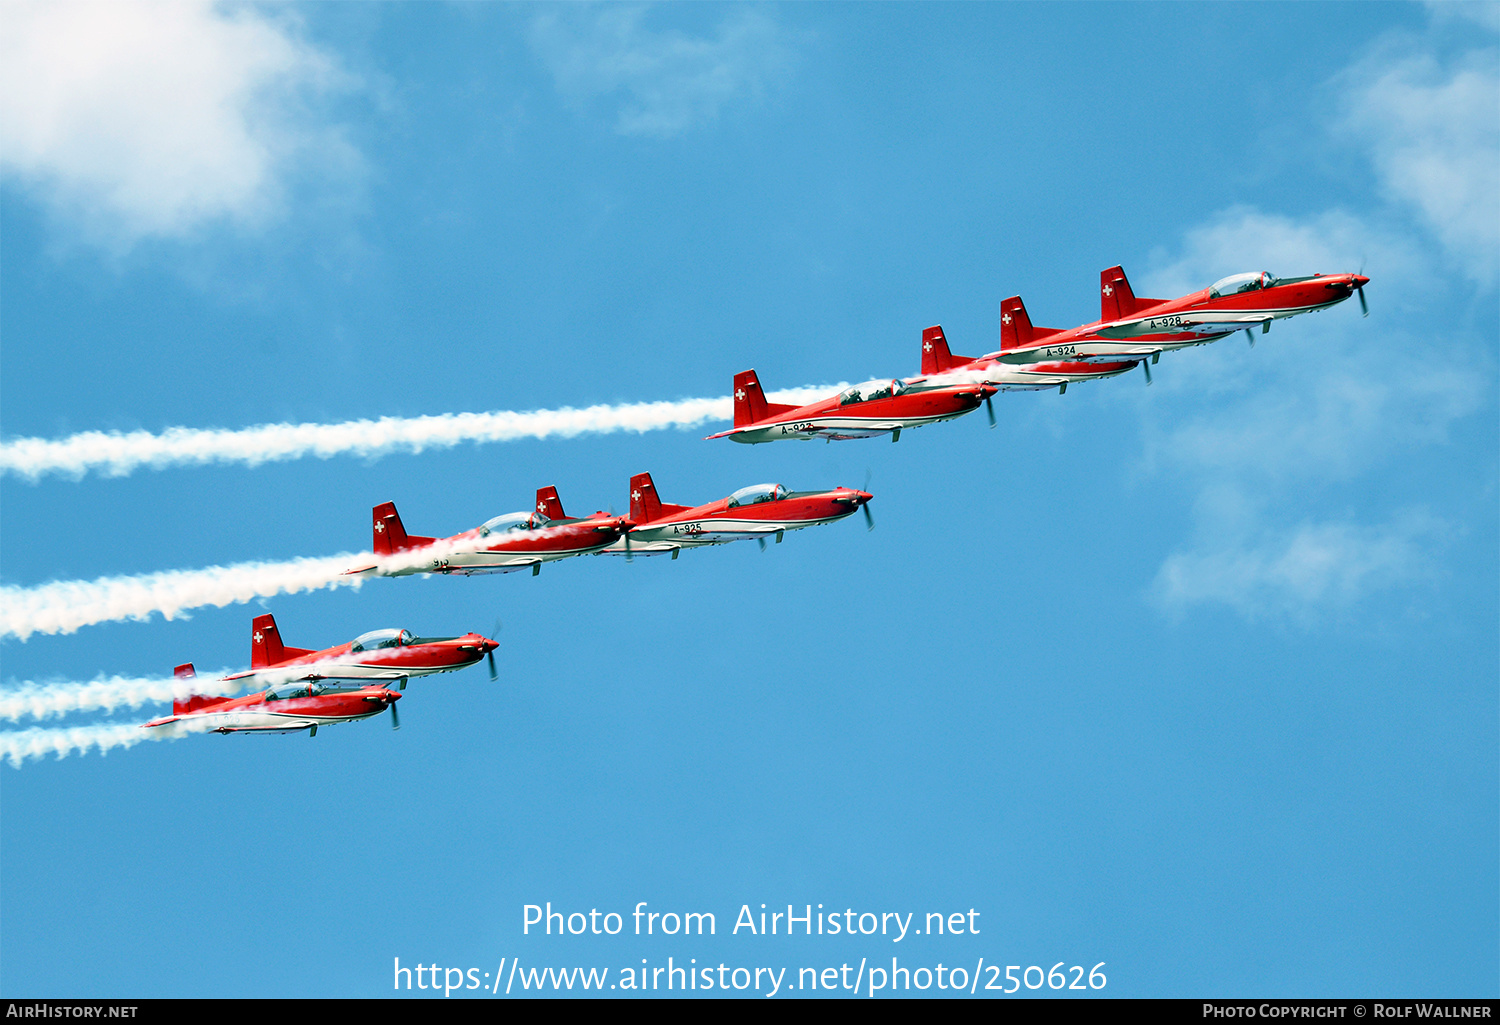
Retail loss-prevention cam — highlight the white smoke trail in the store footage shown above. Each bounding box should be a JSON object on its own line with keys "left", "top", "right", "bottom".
{"left": 0, "top": 552, "right": 362, "bottom": 641}
{"left": 0, "top": 718, "right": 215, "bottom": 768}
{"left": 0, "top": 671, "right": 242, "bottom": 722}
{"left": 0, "top": 525, "right": 588, "bottom": 641}
{"left": 0, "top": 387, "right": 843, "bottom": 481}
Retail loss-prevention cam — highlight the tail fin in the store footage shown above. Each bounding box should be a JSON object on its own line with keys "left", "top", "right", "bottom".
{"left": 629, "top": 472, "right": 663, "bottom": 524}
{"left": 1100, "top": 265, "right": 1164, "bottom": 320}
{"left": 1000, "top": 297, "right": 1036, "bottom": 351}
{"left": 171, "top": 663, "right": 229, "bottom": 716}
{"left": 251, "top": 614, "right": 316, "bottom": 669}
{"left": 372, "top": 501, "right": 436, "bottom": 556}
{"left": 732, "top": 369, "right": 801, "bottom": 427}
{"left": 921, "top": 326, "right": 972, "bottom": 374}
{"left": 733, "top": 370, "right": 770, "bottom": 427}
{"left": 535, "top": 486, "right": 566, "bottom": 522}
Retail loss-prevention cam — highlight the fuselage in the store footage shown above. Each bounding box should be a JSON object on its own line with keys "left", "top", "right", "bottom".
{"left": 601, "top": 485, "right": 872, "bottom": 554}
{"left": 143, "top": 684, "right": 401, "bottom": 734}
{"left": 709, "top": 379, "right": 993, "bottom": 444}
{"left": 353, "top": 515, "right": 631, "bottom": 576}
{"left": 224, "top": 630, "right": 497, "bottom": 684}
{"left": 998, "top": 272, "right": 1369, "bottom": 364}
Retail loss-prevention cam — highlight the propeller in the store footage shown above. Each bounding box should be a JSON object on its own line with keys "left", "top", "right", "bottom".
{"left": 758, "top": 537, "right": 767, "bottom": 552}
{"left": 489, "top": 618, "right": 502, "bottom": 681}
{"left": 863, "top": 502, "right": 875, "bottom": 531}
{"left": 389, "top": 697, "right": 401, "bottom": 730}
{"left": 985, "top": 395, "right": 996, "bottom": 429}
{"left": 1358, "top": 286, "right": 1368, "bottom": 317}
{"left": 1142, "top": 359, "right": 1153, "bottom": 386}
{"left": 624, "top": 529, "right": 633, "bottom": 563}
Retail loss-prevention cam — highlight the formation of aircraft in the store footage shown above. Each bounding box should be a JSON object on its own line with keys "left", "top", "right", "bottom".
{"left": 346, "top": 488, "right": 632, "bottom": 577}
{"left": 142, "top": 614, "right": 499, "bottom": 736}
{"left": 137, "top": 260, "right": 1369, "bottom": 745}
{"left": 705, "top": 368, "right": 996, "bottom": 444}
{"left": 598, "top": 472, "right": 875, "bottom": 557}
{"left": 994, "top": 265, "right": 1370, "bottom": 382}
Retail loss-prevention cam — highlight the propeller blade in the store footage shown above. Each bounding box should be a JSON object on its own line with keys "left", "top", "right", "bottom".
{"left": 487, "top": 649, "right": 497, "bottom": 681}
{"left": 1358, "top": 287, "right": 1368, "bottom": 317}
{"left": 863, "top": 503, "right": 875, "bottom": 531}
{"left": 1142, "top": 359, "right": 1153, "bottom": 386}
{"left": 758, "top": 537, "right": 767, "bottom": 552}
{"left": 624, "top": 530, "right": 633, "bottom": 563}
{"left": 389, "top": 701, "right": 400, "bottom": 731}
{"left": 1245, "top": 328, "right": 1255, "bottom": 347}
{"left": 985, "top": 395, "right": 996, "bottom": 429}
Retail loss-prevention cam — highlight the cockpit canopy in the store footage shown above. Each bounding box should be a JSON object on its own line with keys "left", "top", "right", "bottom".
{"left": 839, "top": 379, "right": 907, "bottom": 406}
{"left": 478, "top": 512, "right": 545, "bottom": 537}
{"left": 726, "top": 483, "right": 789, "bottom": 508}
{"left": 1208, "top": 271, "right": 1277, "bottom": 298}
{"left": 350, "top": 628, "right": 413, "bottom": 652}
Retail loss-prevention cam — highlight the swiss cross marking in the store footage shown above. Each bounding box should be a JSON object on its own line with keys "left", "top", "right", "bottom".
{"left": 631, "top": 490, "right": 641, "bottom": 501}
{"left": 923, "top": 341, "right": 932, "bottom": 352}
{"left": 1002, "top": 313, "right": 1011, "bottom": 325}
{"left": 254, "top": 632, "right": 263, "bottom": 643}
{"left": 735, "top": 388, "right": 746, "bottom": 401}
{"left": 1103, "top": 284, "right": 1114, "bottom": 296}
{"left": 375, "top": 521, "right": 385, "bottom": 532}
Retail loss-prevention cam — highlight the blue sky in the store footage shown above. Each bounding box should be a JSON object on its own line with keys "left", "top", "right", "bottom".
{"left": 1, "top": 1, "right": 1495, "bottom": 998}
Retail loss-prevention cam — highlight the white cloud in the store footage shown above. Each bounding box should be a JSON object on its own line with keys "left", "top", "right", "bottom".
{"left": 528, "top": 5, "right": 794, "bottom": 138}
{"left": 1153, "top": 501, "right": 1445, "bottom": 623}
{"left": 0, "top": 1, "right": 360, "bottom": 247}
{"left": 1337, "top": 42, "right": 1500, "bottom": 284}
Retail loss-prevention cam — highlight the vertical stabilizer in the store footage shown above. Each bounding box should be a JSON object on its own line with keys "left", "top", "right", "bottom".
{"left": 629, "top": 472, "right": 664, "bottom": 524}
{"left": 535, "top": 486, "right": 566, "bottom": 522}
{"left": 1100, "top": 266, "right": 1164, "bottom": 320}
{"left": 922, "top": 326, "right": 972, "bottom": 374}
{"left": 372, "top": 501, "right": 435, "bottom": 556}
{"left": 1100, "top": 266, "right": 1136, "bottom": 321}
{"left": 733, "top": 370, "right": 770, "bottom": 427}
{"left": 1000, "top": 297, "right": 1037, "bottom": 351}
{"left": 252, "top": 614, "right": 285, "bottom": 669}
{"left": 173, "top": 663, "right": 196, "bottom": 679}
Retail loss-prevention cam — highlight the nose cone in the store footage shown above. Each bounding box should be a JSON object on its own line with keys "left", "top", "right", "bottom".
{"left": 478, "top": 635, "right": 499, "bottom": 653}
{"left": 386, "top": 690, "right": 402, "bottom": 703}
{"left": 852, "top": 490, "right": 873, "bottom": 505}
{"left": 1352, "top": 274, "right": 1370, "bottom": 288}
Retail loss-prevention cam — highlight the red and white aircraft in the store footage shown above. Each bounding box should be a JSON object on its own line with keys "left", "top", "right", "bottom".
{"left": 346, "top": 487, "right": 632, "bottom": 577}
{"left": 917, "top": 325, "right": 1139, "bottom": 400}
{"left": 705, "top": 368, "right": 995, "bottom": 444}
{"left": 994, "top": 265, "right": 1371, "bottom": 379}
{"left": 599, "top": 472, "right": 874, "bottom": 557}
{"left": 142, "top": 613, "right": 499, "bottom": 736}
